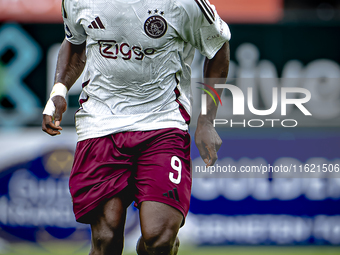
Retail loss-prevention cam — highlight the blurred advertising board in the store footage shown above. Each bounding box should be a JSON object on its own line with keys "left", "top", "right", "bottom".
{"left": 0, "top": 0, "right": 62, "bottom": 23}
{"left": 211, "top": 0, "right": 283, "bottom": 23}
{"left": 0, "top": 0, "right": 283, "bottom": 23}
{"left": 185, "top": 128, "right": 340, "bottom": 245}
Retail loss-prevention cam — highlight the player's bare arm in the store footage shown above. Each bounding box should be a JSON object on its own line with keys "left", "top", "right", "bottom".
{"left": 195, "top": 41, "right": 230, "bottom": 166}
{"left": 42, "top": 39, "right": 86, "bottom": 136}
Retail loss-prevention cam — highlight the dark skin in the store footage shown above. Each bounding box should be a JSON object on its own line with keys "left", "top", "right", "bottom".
{"left": 42, "top": 39, "right": 229, "bottom": 255}
{"left": 42, "top": 39, "right": 86, "bottom": 135}
{"left": 195, "top": 41, "right": 230, "bottom": 167}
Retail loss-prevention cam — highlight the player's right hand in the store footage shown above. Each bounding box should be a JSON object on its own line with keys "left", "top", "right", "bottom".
{"left": 42, "top": 96, "right": 67, "bottom": 136}
{"left": 195, "top": 119, "right": 222, "bottom": 167}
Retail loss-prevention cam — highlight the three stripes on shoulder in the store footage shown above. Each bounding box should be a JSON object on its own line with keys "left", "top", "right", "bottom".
{"left": 194, "top": 0, "right": 215, "bottom": 24}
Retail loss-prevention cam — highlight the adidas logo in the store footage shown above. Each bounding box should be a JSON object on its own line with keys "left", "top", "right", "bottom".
{"left": 163, "top": 188, "right": 180, "bottom": 202}
{"left": 88, "top": 17, "right": 105, "bottom": 29}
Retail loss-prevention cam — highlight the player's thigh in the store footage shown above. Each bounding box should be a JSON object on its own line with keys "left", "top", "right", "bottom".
{"left": 139, "top": 201, "right": 183, "bottom": 246}
{"left": 134, "top": 128, "right": 192, "bottom": 220}
{"left": 90, "top": 189, "right": 133, "bottom": 248}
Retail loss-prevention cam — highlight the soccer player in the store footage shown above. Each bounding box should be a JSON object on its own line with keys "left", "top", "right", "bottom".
{"left": 42, "top": 0, "right": 230, "bottom": 254}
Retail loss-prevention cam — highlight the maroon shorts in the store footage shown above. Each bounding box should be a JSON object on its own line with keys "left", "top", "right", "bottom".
{"left": 69, "top": 128, "right": 191, "bottom": 223}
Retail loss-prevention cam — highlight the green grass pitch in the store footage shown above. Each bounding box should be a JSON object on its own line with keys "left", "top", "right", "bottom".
{"left": 1, "top": 242, "right": 340, "bottom": 255}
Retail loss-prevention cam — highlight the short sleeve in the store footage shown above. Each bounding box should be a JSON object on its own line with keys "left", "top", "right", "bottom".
{"left": 176, "top": 0, "right": 231, "bottom": 59}
{"left": 62, "top": 0, "right": 87, "bottom": 45}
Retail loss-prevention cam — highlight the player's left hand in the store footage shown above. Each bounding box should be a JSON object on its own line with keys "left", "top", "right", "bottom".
{"left": 42, "top": 96, "right": 67, "bottom": 136}
{"left": 195, "top": 120, "right": 222, "bottom": 167}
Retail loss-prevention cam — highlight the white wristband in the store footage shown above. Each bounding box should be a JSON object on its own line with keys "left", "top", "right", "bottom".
{"left": 43, "top": 99, "right": 56, "bottom": 116}
{"left": 49, "top": 83, "right": 68, "bottom": 99}
{"left": 42, "top": 83, "right": 68, "bottom": 117}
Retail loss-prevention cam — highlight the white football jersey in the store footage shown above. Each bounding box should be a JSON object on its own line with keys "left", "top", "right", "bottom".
{"left": 62, "top": 0, "right": 231, "bottom": 141}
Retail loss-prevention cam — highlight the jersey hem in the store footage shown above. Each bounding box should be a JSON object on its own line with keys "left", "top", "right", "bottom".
{"left": 135, "top": 196, "right": 187, "bottom": 218}
{"left": 76, "top": 122, "right": 189, "bottom": 142}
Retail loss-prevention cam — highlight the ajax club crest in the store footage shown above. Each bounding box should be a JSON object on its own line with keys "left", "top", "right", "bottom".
{"left": 144, "top": 10, "right": 167, "bottom": 39}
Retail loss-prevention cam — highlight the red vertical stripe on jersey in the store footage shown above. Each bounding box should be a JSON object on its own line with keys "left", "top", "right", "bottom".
{"left": 174, "top": 87, "right": 190, "bottom": 124}
{"left": 82, "top": 79, "right": 90, "bottom": 88}
{"left": 78, "top": 79, "right": 90, "bottom": 110}
{"left": 79, "top": 96, "right": 89, "bottom": 106}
